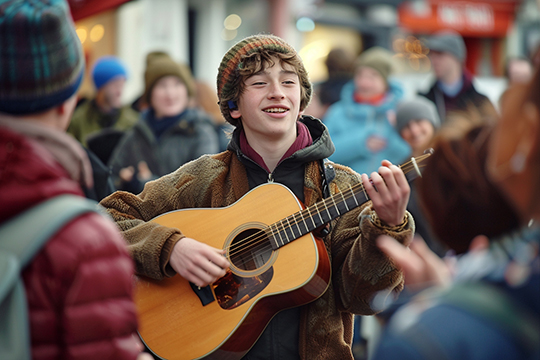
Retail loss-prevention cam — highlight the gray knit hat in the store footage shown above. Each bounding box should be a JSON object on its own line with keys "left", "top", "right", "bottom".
{"left": 396, "top": 97, "right": 441, "bottom": 133}
{"left": 426, "top": 30, "right": 467, "bottom": 63}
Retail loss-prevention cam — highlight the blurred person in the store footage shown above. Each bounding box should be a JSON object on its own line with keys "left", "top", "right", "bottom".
{"left": 420, "top": 30, "right": 497, "bottom": 125}
{"left": 100, "top": 34, "right": 414, "bottom": 360}
{"left": 305, "top": 48, "right": 355, "bottom": 120}
{"left": 371, "top": 75, "right": 540, "bottom": 358}
{"left": 318, "top": 48, "right": 355, "bottom": 112}
{"left": 68, "top": 56, "right": 138, "bottom": 147}
{"left": 324, "top": 47, "right": 411, "bottom": 174}
{"left": 395, "top": 97, "right": 446, "bottom": 257}
{"left": 108, "top": 54, "right": 219, "bottom": 194}
{"left": 0, "top": 1, "right": 151, "bottom": 359}
{"left": 191, "top": 79, "right": 233, "bottom": 152}
{"left": 130, "top": 50, "right": 172, "bottom": 113}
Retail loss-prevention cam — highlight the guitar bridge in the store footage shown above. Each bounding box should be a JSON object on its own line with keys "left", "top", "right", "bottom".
{"left": 189, "top": 282, "right": 215, "bottom": 306}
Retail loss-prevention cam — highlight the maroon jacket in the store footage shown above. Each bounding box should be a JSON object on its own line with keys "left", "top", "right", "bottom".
{"left": 0, "top": 125, "right": 139, "bottom": 360}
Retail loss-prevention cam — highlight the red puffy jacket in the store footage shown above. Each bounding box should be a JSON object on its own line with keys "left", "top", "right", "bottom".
{"left": 0, "top": 126, "right": 140, "bottom": 360}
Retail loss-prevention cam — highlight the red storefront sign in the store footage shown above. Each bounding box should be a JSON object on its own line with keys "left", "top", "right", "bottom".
{"left": 68, "top": 0, "right": 131, "bottom": 21}
{"left": 398, "top": 0, "right": 522, "bottom": 37}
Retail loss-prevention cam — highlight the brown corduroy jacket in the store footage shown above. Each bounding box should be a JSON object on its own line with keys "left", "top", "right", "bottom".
{"left": 100, "top": 130, "right": 414, "bottom": 360}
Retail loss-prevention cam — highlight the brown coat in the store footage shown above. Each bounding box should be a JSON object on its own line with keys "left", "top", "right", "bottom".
{"left": 101, "top": 149, "right": 414, "bottom": 360}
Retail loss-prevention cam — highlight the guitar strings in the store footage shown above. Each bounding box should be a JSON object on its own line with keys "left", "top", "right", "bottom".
{"left": 226, "top": 158, "right": 428, "bottom": 259}
{"left": 227, "top": 160, "right": 427, "bottom": 260}
{"left": 226, "top": 155, "right": 430, "bottom": 259}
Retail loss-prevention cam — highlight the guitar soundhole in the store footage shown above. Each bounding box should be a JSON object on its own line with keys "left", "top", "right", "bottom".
{"left": 229, "top": 228, "right": 273, "bottom": 271}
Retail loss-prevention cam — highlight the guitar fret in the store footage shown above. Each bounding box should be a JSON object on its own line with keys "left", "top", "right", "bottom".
{"left": 331, "top": 196, "right": 341, "bottom": 215}
{"left": 298, "top": 211, "right": 309, "bottom": 234}
{"left": 341, "top": 191, "right": 350, "bottom": 211}
{"left": 275, "top": 222, "right": 285, "bottom": 247}
{"left": 286, "top": 217, "right": 297, "bottom": 240}
{"left": 349, "top": 185, "right": 360, "bottom": 206}
{"left": 306, "top": 207, "right": 317, "bottom": 230}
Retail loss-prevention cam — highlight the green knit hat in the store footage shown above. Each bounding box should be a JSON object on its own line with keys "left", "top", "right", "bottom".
{"left": 0, "top": 0, "right": 84, "bottom": 115}
{"left": 355, "top": 47, "right": 394, "bottom": 84}
{"left": 217, "top": 34, "right": 312, "bottom": 126}
{"left": 143, "top": 55, "right": 196, "bottom": 104}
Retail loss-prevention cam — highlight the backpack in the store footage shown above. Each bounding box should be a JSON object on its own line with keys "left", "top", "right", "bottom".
{"left": 0, "top": 195, "right": 105, "bottom": 360}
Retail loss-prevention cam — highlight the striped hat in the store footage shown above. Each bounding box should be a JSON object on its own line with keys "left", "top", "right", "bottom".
{"left": 0, "top": 0, "right": 84, "bottom": 115}
{"left": 217, "top": 34, "right": 312, "bottom": 126}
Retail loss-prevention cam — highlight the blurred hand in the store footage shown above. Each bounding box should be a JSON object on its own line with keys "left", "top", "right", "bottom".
{"left": 377, "top": 235, "right": 451, "bottom": 292}
{"left": 119, "top": 166, "right": 135, "bottom": 182}
{"left": 362, "top": 160, "right": 410, "bottom": 227}
{"left": 170, "top": 237, "right": 230, "bottom": 288}
{"left": 366, "top": 135, "right": 387, "bottom": 153}
{"left": 137, "top": 161, "right": 153, "bottom": 181}
{"left": 137, "top": 353, "right": 154, "bottom": 360}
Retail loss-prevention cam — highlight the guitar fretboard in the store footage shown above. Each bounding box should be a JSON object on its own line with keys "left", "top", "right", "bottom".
{"left": 266, "top": 154, "right": 429, "bottom": 250}
{"left": 267, "top": 184, "right": 369, "bottom": 250}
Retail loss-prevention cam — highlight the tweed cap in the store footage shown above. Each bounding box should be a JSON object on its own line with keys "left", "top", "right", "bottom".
{"left": 427, "top": 30, "right": 467, "bottom": 63}
{"left": 143, "top": 55, "right": 195, "bottom": 104}
{"left": 396, "top": 97, "right": 441, "bottom": 133}
{"left": 217, "top": 34, "right": 312, "bottom": 126}
{"left": 0, "top": 0, "right": 84, "bottom": 115}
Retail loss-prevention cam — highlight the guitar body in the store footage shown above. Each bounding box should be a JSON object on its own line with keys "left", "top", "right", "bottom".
{"left": 135, "top": 183, "right": 331, "bottom": 360}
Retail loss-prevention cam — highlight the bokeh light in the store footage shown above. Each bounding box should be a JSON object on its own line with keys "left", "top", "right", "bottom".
{"left": 90, "top": 24, "right": 105, "bottom": 43}
{"left": 224, "top": 14, "right": 242, "bottom": 30}
{"left": 76, "top": 27, "right": 87, "bottom": 44}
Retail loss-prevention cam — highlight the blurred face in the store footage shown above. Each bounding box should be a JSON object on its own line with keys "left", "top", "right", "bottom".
{"left": 400, "top": 119, "right": 435, "bottom": 154}
{"left": 354, "top": 66, "right": 387, "bottom": 98}
{"left": 151, "top": 75, "right": 189, "bottom": 118}
{"left": 100, "top": 77, "right": 125, "bottom": 109}
{"left": 507, "top": 59, "right": 533, "bottom": 85}
{"left": 429, "top": 51, "right": 461, "bottom": 81}
{"left": 230, "top": 58, "right": 301, "bottom": 144}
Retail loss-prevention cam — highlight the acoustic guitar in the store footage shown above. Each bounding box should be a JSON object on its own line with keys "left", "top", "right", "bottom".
{"left": 135, "top": 154, "right": 431, "bottom": 360}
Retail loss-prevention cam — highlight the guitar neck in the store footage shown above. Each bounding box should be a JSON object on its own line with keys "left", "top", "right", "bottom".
{"left": 267, "top": 153, "right": 431, "bottom": 250}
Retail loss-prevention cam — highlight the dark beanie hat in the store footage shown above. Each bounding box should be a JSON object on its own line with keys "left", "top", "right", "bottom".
{"left": 355, "top": 47, "right": 393, "bottom": 83}
{"left": 426, "top": 30, "right": 467, "bottom": 63}
{"left": 396, "top": 97, "right": 441, "bottom": 133}
{"left": 216, "top": 34, "right": 312, "bottom": 126}
{"left": 92, "top": 56, "right": 127, "bottom": 90}
{"left": 143, "top": 55, "right": 195, "bottom": 103}
{"left": 0, "top": 0, "right": 84, "bottom": 115}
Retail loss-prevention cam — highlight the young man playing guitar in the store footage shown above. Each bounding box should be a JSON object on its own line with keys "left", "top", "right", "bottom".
{"left": 101, "top": 34, "right": 414, "bottom": 360}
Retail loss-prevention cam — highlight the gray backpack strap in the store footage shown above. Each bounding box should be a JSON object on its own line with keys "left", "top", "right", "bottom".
{"left": 0, "top": 195, "right": 103, "bottom": 360}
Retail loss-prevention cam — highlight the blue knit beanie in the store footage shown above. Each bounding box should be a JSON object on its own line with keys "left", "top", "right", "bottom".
{"left": 92, "top": 56, "right": 128, "bottom": 90}
{"left": 0, "top": 0, "right": 84, "bottom": 115}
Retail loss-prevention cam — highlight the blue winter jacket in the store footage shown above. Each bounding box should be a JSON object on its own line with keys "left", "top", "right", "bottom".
{"left": 323, "top": 80, "right": 411, "bottom": 174}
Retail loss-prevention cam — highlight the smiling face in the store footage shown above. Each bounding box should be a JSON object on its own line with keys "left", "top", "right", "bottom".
{"left": 354, "top": 66, "right": 387, "bottom": 98}
{"left": 400, "top": 119, "right": 436, "bottom": 155}
{"left": 150, "top": 75, "right": 189, "bottom": 119}
{"left": 230, "top": 58, "right": 302, "bottom": 144}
